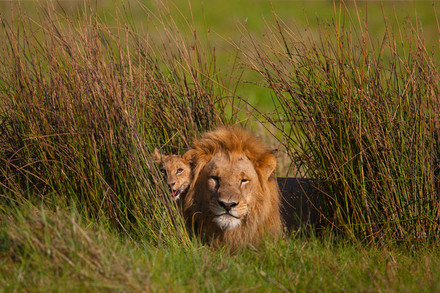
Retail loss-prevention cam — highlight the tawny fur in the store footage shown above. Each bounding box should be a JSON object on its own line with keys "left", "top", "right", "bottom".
{"left": 153, "top": 148, "right": 191, "bottom": 201}
{"left": 182, "top": 127, "right": 282, "bottom": 248}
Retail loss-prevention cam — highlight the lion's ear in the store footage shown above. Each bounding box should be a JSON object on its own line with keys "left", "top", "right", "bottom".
{"left": 153, "top": 148, "right": 164, "bottom": 163}
{"left": 259, "top": 152, "right": 277, "bottom": 180}
{"left": 183, "top": 149, "right": 196, "bottom": 164}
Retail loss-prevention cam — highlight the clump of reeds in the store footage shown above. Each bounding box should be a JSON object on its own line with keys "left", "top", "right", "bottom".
{"left": 240, "top": 5, "right": 440, "bottom": 243}
{"left": 0, "top": 2, "right": 232, "bottom": 245}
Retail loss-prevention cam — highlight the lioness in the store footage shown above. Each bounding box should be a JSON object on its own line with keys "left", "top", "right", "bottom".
{"left": 153, "top": 148, "right": 191, "bottom": 201}
{"left": 182, "top": 127, "right": 282, "bottom": 248}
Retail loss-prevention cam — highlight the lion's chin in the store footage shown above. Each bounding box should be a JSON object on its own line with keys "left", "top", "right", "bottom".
{"left": 213, "top": 214, "right": 242, "bottom": 231}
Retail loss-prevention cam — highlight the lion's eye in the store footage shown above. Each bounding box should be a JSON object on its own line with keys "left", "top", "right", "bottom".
{"left": 240, "top": 179, "right": 249, "bottom": 185}
{"left": 160, "top": 168, "right": 166, "bottom": 174}
{"left": 176, "top": 168, "right": 184, "bottom": 175}
{"left": 209, "top": 176, "right": 219, "bottom": 189}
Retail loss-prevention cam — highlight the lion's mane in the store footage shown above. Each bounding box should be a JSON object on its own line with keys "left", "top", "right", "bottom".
{"left": 183, "top": 127, "right": 282, "bottom": 248}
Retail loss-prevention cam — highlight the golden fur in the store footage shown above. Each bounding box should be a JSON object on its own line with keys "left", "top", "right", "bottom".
{"left": 182, "top": 127, "right": 282, "bottom": 248}
{"left": 153, "top": 148, "right": 191, "bottom": 201}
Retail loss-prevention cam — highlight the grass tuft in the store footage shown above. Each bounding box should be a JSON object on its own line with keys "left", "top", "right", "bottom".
{"left": 0, "top": 2, "right": 234, "bottom": 245}
{"left": 240, "top": 5, "right": 440, "bottom": 243}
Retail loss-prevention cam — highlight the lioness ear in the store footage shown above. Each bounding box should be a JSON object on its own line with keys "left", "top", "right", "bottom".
{"left": 153, "top": 148, "right": 164, "bottom": 163}
{"left": 259, "top": 152, "right": 277, "bottom": 180}
{"left": 270, "top": 149, "right": 279, "bottom": 157}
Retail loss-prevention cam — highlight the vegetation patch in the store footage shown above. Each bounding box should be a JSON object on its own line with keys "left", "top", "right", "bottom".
{"left": 1, "top": 0, "right": 440, "bottom": 290}
{"left": 239, "top": 8, "right": 440, "bottom": 243}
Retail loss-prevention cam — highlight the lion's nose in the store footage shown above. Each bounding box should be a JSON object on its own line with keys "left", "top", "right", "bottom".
{"left": 218, "top": 200, "right": 238, "bottom": 211}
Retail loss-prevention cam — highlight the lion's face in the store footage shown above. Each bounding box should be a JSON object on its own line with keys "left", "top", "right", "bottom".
{"left": 153, "top": 148, "right": 191, "bottom": 201}
{"left": 201, "top": 152, "right": 261, "bottom": 231}
{"left": 161, "top": 156, "right": 191, "bottom": 200}
{"left": 182, "top": 127, "right": 282, "bottom": 248}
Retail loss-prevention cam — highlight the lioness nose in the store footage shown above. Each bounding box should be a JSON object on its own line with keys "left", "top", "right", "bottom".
{"left": 218, "top": 200, "right": 238, "bottom": 211}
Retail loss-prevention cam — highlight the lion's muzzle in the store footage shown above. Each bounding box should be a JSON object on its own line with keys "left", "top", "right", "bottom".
{"left": 210, "top": 198, "right": 245, "bottom": 231}
{"left": 217, "top": 200, "right": 239, "bottom": 212}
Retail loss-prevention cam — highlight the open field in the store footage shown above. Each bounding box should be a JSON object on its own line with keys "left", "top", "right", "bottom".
{"left": 1, "top": 0, "right": 440, "bottom": 291}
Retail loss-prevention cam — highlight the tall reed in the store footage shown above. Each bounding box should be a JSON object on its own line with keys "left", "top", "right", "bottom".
{"left": 240, "top": 6, "right": 440, "bottom": 243}
{"left": 0, "top": 2, "right": 233, "bottom": 245}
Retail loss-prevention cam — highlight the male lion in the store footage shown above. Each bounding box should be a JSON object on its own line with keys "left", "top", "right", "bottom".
{"left": 153, "top": 148, "right": 191, "bottom": 201}
{"left": 182, "top": 127, "right": 282, "bottom": 248}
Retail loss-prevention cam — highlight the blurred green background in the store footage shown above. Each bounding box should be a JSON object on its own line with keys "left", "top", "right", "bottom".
{"left": 2, "top": 0, "right": 438, "bottom": 42}
{"left": 1, "top": 0, "right": 439, "bottom": 110}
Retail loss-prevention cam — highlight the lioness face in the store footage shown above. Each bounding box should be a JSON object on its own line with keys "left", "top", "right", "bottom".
{"left": 203, "top": 153, "right": 260, "bottom": 231}
{"left": 161, "top": 156, "right": 191, "bottom": 201}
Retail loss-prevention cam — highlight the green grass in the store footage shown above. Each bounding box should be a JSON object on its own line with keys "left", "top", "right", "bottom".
{"left": 2, "top": 203, "right": 440, "bottom": 292}
{"left": 0, "top": 0, "right": 231, "bottom": 245}
{"left": 1, "top": 0, "right": 440, "bottom": 291}
{"left": 238, "top": 2, "right": 440, "bottom": 242}
{"left": 1, "top": 0, "right": 439, "bottom": 111}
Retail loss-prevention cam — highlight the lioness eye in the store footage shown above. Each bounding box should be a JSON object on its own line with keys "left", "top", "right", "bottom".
{"left": 210, "top": 176, "right": 219, "bottom": 182}
{"left": 176, "top": 168, "right": 184, "bottom": 174}
{"left": 240, "top": 179, "right": 249, "bottom": 185}
{"left": 160, "top": 168, "right": 166, "bottom": 174}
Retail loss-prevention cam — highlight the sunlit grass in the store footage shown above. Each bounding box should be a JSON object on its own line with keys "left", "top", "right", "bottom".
{"left": 239, "top": 3, "right": 440, "bottom": 242}
{"left": 0, "top": 1, "right": 233, "bottom": 246}
{"left": 2, "top": 203, "right": 440, "bottom": 291}
{"left": 1, "top": 0, "right": 440, "bottom": 290}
